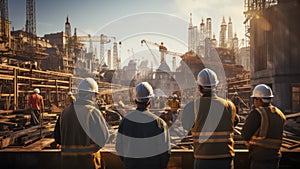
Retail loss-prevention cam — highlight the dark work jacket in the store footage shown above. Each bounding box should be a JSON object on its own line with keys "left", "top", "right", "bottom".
{"left": 116, "top": 108, "right": 171, "bottom": 169}
{"left": 181, "top": 95, "right": 239, "bottom": 159}
{"left": 54, "top": 98, "right": 109, "bottom": 169}
{"left": 242, "top": 105, "right": 286, "bottom": 161}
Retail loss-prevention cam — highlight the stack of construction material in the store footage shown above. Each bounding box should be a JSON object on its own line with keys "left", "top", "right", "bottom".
{"left": 0, "top": 109, "right": 58, "bottom": 148}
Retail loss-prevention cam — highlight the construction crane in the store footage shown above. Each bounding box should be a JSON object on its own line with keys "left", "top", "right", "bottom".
{"left": 77, "top": 34, "right": 117, "bottom": 70}
{"left": 26, "top": 0, "right": 36, "bottom": 35}
{"left": 141, "top": 39, "right": 183, "bottom": 71}
{"left": 0, "top": 0, "right": 9, "bottom": 44}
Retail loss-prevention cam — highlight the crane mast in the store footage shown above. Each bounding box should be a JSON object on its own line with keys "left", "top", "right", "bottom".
{"left": 0, "top": 0, "right": 9, "bottom": 44}
{"left": 26, "top": 0, "right": 36, "bottom": 35}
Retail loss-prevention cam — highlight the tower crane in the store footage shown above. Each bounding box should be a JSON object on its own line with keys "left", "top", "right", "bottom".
{"left": 77, "top": 34, "right": 117, "bottom": 71}
{"left": 141, "top": 39, "right": 183, "bottom": 71}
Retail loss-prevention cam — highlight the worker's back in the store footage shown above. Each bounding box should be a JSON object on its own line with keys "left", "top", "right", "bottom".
{"left": 28, "top": 93, "right": 43, "bottom": 110}
{"left": 182, "top": 96, "right": 237, "bottom": 159}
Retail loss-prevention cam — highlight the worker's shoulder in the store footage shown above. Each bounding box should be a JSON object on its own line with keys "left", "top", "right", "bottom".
{"left": 38, "top": 94, "right": 43, "bottom": 99}
{"left": 225, "top": 98, "right": 236, "bottom": 108}
{"left": 248, "top": 108, "right": 261, "bottom": 117}
{"left": 212, "top": 96, "right": 232, "bottom": 106}
{"left": 270, "top": 105, "right": 286, "bottom": 120}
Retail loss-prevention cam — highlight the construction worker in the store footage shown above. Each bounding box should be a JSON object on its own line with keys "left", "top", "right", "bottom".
{"left": 28, "top": 88, "right": 44, "bottom": 126}
{"left": 241, "top": 84, "right": 286, "bottom": 169}
{"left": 116, "top": 82, "right": 170, "bottom": 169}
{"left": 230, "top": 92, "right": 249, "bottom": 114}
{"left": 54, "top": 77, "right": 109, "bottom": 169}
{"left": 181, "top": 68, "right": 239, "bottom": 169}
{"left": 169, "top": 94, "right": 180, "bottom": 113}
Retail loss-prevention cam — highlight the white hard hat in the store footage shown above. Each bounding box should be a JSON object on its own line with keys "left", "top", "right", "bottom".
{"left": 78, "top": 78, "right": 98, "bottom": 93}
{"left": 197, "top": 68, "right": 219, "bottom": 87}
{"left": 135, "top": 82, "right": 154, "bottom": 102}
{"left": 173, "top": 94, "right": 177, "bottom": 98}
{"left": 251, "top": 84, "right": 274, "bottom": 98}
{"left": 33, "top": 88, "right": 40, "bottom": 94}
{"left": 67, "top": 91, "right": 73, "bottom": 96}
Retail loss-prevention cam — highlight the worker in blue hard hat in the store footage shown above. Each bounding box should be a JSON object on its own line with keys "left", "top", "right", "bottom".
{"left": 181, "top": 68, "right": 239, "bottom": 169}
{"left": 242, "top": 84, "right": 286, "bottom": 169}
{"left": 116, "top": 82, "right": 170, "bottom": 169}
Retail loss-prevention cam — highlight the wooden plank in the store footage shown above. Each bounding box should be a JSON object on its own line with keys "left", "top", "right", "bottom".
{"left": 17, "top": 76, "right": 70, "bottom": 84}
{"left": 0, "top": 115, "right": 17, "bottom": 119}
{"left": 285, "top": 112, "right": 300, "bottom": 119}
{"left": 0, "top": 121, "right": 18, "bottom": 127}
{"left": 0, "top": 75, "right": 14, "bottom": 80}
{"left": 31, "top": 84, "right": 69, "bottom": 89}
{"left": 0, "top": 110, "right": 14, "bottom": 114}
{"left": 0, "top": 93, "right": 14, "bottom": 97}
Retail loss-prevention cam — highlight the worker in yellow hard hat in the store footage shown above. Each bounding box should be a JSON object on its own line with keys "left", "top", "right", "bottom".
{"left": 242, "top": 84, "right": 286, "bottom": 169}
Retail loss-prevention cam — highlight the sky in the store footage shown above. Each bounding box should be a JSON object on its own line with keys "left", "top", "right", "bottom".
{"left": 8, "top": 0, "right": 246, "bottom": 68}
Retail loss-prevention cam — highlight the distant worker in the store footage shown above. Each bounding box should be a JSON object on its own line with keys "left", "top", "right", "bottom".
{"left": 181, "top": 68, "right": 239, "bottom": 169}
{"left": 66, "top": 91, "right": 76, "bottom": 106}
{"left": 28, "top": 88, "right": 44, "bottom": 126}
{"left": 230, "top": 92, "right": 249, "bottom": 114}
{"left": 54, "top": 77, "right": 109, "bottom": 169}
{"left": 169, "top": 94, "right": 180, "bottom": 113}
{"left": 116, "top": 82, "right": 170, "bottom": 169}
{"left": 242, "top": 84, "right": 286, "bottom": 169}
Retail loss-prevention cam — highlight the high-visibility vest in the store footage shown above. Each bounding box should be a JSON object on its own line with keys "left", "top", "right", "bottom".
{"left": 249, "top": 106, "right": 285, "bottom": 149}
{"left": 192, "top": 131, "right": 233, "bottom": 143}
{"left": 191, "top": 97, "right": 236, "bottom": 159}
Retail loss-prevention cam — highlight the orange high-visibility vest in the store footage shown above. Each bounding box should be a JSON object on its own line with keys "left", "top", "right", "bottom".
{"left": 249, "top": 106, "right": 285, "bottom": 149}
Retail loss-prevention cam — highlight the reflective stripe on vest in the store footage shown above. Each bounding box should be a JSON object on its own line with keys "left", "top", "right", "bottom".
{"left": 249, "top": 137, "right": 282, "bottom": 149}
{"left": 62, "top": 144, "right": 99, "bottom": 156}
{"left": 250, "top": 107, "right": 282, "bottom": 149}
{"left": 192, "top": 131, "right": 233, "bottom": 143}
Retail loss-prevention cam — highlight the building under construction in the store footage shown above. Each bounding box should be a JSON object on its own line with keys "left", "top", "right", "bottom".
{"left": 0, "top": 0, "right": 300, "bottom": 168}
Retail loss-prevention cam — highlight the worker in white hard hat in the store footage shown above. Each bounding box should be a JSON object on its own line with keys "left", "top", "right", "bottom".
{"left": 242, "top": 84, "right": 286, "bottom": 169}
{"left": 181, "top": 68, "right": 239, "bottom": 169}
{"left": 54, "top": 77, "right": 109, "bottom": 169}
{"left": 116, "top": 82, "right": 170, "bottom": 169}
{"left": 28, "top": 88, "right": 44, "bottom": 126}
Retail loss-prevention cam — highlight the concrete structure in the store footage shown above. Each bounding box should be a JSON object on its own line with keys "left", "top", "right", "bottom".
{"left": 247, "top": 0, "right": 300, "bottom": 113}
{"left": 237, "top": 47, "right": 250, "bottom": 71}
